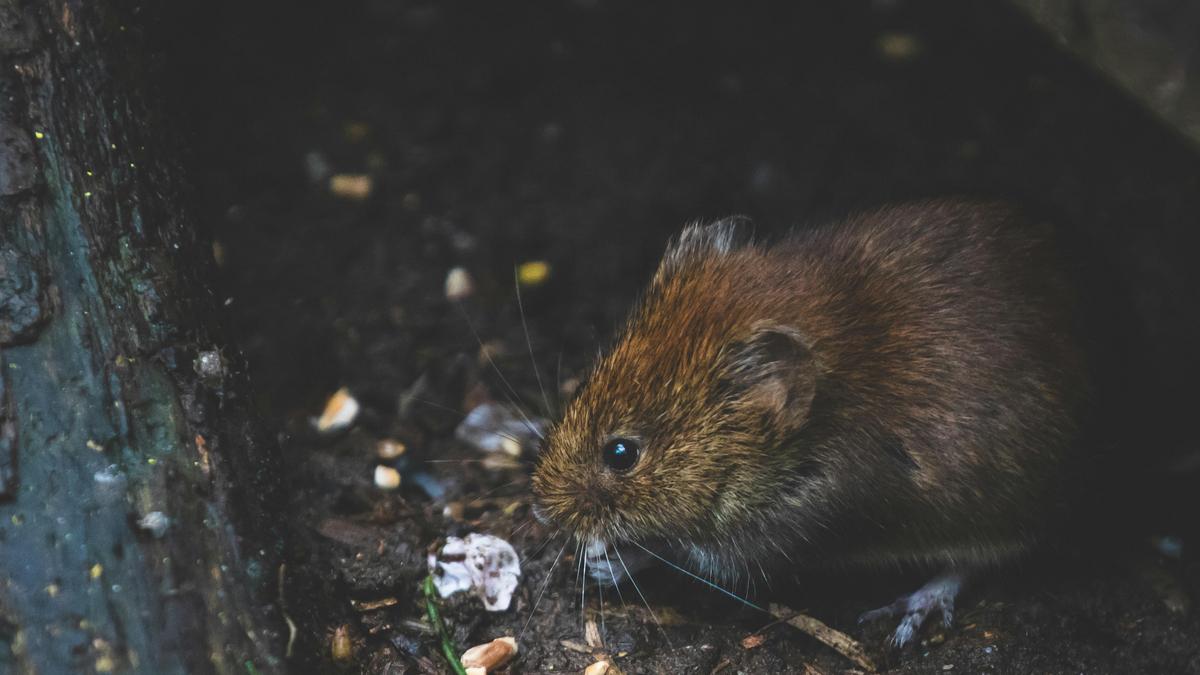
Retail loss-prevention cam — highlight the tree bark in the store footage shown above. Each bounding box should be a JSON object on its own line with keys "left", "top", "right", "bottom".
{"left": 1, "top": 1, "right": 285, "bottom": 673}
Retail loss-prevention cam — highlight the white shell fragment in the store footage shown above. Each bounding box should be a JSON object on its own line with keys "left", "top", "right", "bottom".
{"left": 373, "top": 465, "right": 401, "bottom": 489}
{"left": 455, "top": 402, "right": 546, "bottom": 457}
{"left": 444, "top": 266, "right": 475, "bottom": 301}
{"left": 460, "top": 636, "right": 518, "bottom": 671}
{"left": 314, "top": 387, "right": 360, "bottom": 432}
{"left": 428, "top": 533, "right": 521, "bottom": 611}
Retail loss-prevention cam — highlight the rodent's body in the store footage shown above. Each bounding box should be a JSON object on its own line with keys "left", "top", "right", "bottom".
{"left": 534, "top": 200, "right": 1087, "bottom": 588}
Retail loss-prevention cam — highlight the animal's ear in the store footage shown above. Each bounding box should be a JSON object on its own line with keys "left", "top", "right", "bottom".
{"left": 723, "top": 323, "right": 817, "bottom": 430}
{"left": 656, "top": 217, "right": 754, "bottom": 281}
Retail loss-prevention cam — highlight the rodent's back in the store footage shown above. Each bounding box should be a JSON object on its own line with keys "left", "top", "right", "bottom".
{"left": 534, "top": 200, "right": 1088, "bottom": 575}
{"left": 777, "top": 201, "right": 1087, "bottom": 565}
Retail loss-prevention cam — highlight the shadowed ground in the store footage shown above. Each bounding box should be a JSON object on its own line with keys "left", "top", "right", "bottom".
{"left": 161, "top": 0, "right": 1200, "bottom": 672}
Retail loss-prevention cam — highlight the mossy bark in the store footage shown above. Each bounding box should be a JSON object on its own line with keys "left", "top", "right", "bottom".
{"left": 0, "top": 1, "right": 284, "bottom": 673}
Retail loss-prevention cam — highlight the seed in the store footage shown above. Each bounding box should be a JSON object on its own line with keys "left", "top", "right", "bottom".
{"left": 460, "top": 636, "right": 517, "bottom": 671}
{"left": 315, "top": 387, "right": 359, "bottom": 432}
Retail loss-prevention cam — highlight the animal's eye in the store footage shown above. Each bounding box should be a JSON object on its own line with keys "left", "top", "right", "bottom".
{"left": 602, "top": 437, "right": 641, "bottom": 472}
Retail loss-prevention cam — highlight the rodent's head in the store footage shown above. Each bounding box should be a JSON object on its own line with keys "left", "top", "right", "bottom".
{"left": 532, "top": 221, "right": 819, "bottom": 550}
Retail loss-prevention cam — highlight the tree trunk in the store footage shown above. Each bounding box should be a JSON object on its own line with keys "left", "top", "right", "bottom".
{"left": 1, "top": 1, "right": 285, "bottom": 673}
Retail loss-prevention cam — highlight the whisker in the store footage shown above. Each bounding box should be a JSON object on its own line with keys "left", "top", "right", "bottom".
{"left": 601, "top": 547, "right": 629, "bottom": 616}
{"left": 554, "top": 351, "right": 564, "bottom": 415}
{"left": 573, "top": 539, "right": 584, "bottom": 611}
{"left": 614, "top": 547, "right": 674, "bottom": 651}
{"left": 407, "top": 397, "right": 538, "bottom": 461}
{"left": 463, "top": 479, "right": 525, "bottom": 505}
{"left": 629, "top": 540, "right": 764, "bottom": 612}
{"left": 514, "top": 267, "right": 553, "bottom": 418}
{"left": 524, "top": 526, "right": 560, "bottom": 561}
{"left": 580, "top": 541, "right": 588, "bottom": 638}
{"left": 452, "top": 302, "right": 545, "bottom": 441}
{"left": 422, "top": 458, "right": 534, "bottom": 467}
{"left": 519, "top": 535, "right": 570, "bottom": 642}
{"left": 510, "top": 519, "right": 533, "bottom": 539}
{"left": 596, "top": 566, "right": 606, "bottom": 647}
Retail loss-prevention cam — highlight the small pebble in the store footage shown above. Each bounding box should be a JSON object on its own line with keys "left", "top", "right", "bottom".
{"left": 445, "top": 267, "right": 475, "bottom": 301}
{"left": 877, "top": 32, "right": 921, "bottom": 61}
{"left": 376, "top": 439, "right": 407, "bottom": 459}
{"left": 329, "top": 173, "right": 373, "bottom": 200}
{"left": 518, "top": 260, "right": 551, "bottom": 286}
{"left": 138, "top": 511, "right": 170, "bottom": 537}
{"left": 374, "top": 465, "right": 402, "bottom": 490}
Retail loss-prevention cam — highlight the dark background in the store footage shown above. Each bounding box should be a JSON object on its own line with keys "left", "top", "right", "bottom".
{"left": 150, "top": 0, "right": 1199, "bottom": 672}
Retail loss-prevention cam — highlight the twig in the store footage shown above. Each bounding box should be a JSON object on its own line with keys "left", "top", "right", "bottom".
{"left": 423, "top": 575, "right": 469, "bottom": 675}
{"left": 768, "top": 604, "right": 876, "bottom": 672}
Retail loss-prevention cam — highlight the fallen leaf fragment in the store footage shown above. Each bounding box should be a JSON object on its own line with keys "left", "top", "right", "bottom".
{"left": 461, "top": 636, "right": 517, "bottom": 671}
{"left": 331, "top": 625, "right": 353, "bottom": 661}
{"left": 769, "top": 603, "right": 876, "bottom": 672}
{"left": 351, "top": 597, "right": 399, "bottom": 612}
{"left": 315, "top": 387, "right": 359, "bottom": 432}
{"left": 584, "top": 617, "right": 603, "bottom": 647}
{"left": 559, "top": 639, "right": 592, "bottom": 654}
{"left": 741, "top": 633, "right": 766, "bottom": 649}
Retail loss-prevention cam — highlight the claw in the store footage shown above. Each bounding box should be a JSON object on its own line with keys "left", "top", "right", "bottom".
{"left": 858, "top": 572, "right": 964, "bottom": 647}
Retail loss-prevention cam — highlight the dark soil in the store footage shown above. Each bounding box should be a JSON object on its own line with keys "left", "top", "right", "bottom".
{"left": 158, "top": 0, "right": 1200, "bottom": 672}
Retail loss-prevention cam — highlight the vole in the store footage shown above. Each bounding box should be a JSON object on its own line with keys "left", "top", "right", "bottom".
{"left": 531, "top": 199, "right": 1088, "bottom": 646}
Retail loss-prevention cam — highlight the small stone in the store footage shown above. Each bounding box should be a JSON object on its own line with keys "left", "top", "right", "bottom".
{"left": 445, "top": 267, "right": 475, "bottom": 301}
{"left": 377, "top": 439, "right": 407, "bottom": 459}
{"left": 374, "top": 465, "right": 402, "bottom": 490}
{"left": 517, "top": 260, "right": 551, "bottom": 286}
{"left": 877, "top": 32, "right": 921, "bottom": 61}
{"left": 138, "top": 511, "right": 171, "bottom": 538}
{"left": 329, "top": 173, "right": 373, "bottom": 200}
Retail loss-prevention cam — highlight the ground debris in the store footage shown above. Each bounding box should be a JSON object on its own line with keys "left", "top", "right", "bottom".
{"left": 352, "top": 596, "right": 400, "bottom": 612}
{"left": 461, "top": 636, "right": 517, "bottom": 672}
{"left": 428, "top": 533, "right": 521, "bottom": 611}
{"left": 769, "top": 603, "right": 876, "bottom": 672}
{"left": 314, "top": 387, "right": 359, "bottom": 432}
{"left": 455, "top": 402, "right": 547, "bottom": 457}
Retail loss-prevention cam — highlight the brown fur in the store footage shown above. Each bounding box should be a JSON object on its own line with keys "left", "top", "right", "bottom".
{"left": 532, "top": 200, "right": 1088, "bottom": 581}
